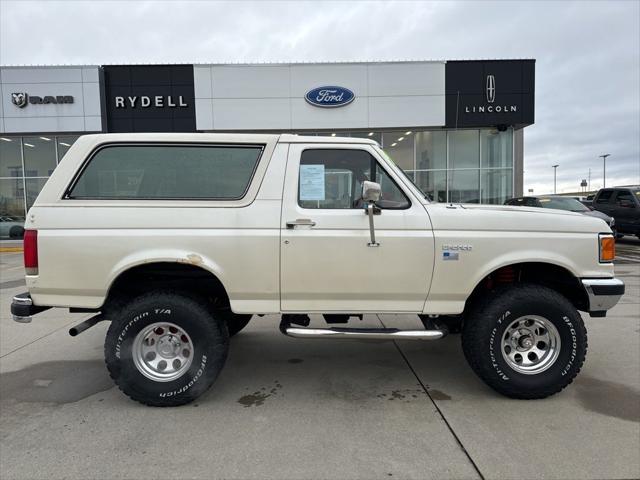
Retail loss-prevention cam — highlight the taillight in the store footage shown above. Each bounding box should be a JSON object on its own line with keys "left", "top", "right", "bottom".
{"left": 24, "top": 230, "right": 38, "bottom": 275}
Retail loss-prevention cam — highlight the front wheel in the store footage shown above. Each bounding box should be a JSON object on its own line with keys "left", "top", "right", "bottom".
{"left": 104, "top": 291, "right": 229, "bottom": 407}
{"left": 462, "top": 284, "right": 587, "bottom": 399}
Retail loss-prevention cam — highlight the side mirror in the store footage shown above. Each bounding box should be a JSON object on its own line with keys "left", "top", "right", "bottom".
{"left": 362, "top": 181, "right": 381, "bottom": 247}
{"left": 362, "top": 181, "right": 381, "bottom": 203}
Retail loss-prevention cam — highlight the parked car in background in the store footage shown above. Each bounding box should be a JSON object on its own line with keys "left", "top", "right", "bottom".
{"left": 0, "top": 216, "right": 25, "bottom": 239}
{"left": 591, "top": 186, "right": 640, "bottom": 239}
{"left": 504, "top": 196, "right": 616, "bottom": 235}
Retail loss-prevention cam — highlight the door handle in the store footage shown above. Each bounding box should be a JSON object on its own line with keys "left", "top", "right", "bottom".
{"left": 286, "top": 218, "right": 316, "bottom": 229}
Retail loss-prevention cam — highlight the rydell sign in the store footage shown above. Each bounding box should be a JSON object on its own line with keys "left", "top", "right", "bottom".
{"left": 114, "top": 95, "right": 189, "bottom": 108}
{"left": 305, "top": 86, "right": 355, "bottom": 108}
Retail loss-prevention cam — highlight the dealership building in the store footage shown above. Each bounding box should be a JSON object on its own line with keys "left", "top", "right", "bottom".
{"left": 0, "top": 60, "right": 534, "bottom": 218}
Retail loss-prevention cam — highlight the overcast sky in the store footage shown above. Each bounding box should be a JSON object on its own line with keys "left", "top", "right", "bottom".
{"left": 1, "top": 0, "right": 638, "bottom": 193}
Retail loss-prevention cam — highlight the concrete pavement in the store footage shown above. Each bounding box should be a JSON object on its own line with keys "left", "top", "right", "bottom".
{"left": 1, "top": 245, "right": 638, "bottom": 480}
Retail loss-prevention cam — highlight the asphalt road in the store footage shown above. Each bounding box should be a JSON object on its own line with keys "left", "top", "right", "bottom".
{"left": 1, "top": 240, "right": 639, "bottom": 480}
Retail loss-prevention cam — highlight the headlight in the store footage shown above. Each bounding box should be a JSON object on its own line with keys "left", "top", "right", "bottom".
{"left": 599, "top": 234, "right": 615, "bottom": 263}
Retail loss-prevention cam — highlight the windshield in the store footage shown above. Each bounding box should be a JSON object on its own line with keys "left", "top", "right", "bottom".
{"left": 375, "top": 146, "right": 431, "bottom": 200}
{"left": 538, "top": 197, "right": 589, "bottom": 212}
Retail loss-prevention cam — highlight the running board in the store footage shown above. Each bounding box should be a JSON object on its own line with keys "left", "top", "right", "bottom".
{"left": 280, "top": 324, "right": 446, "bottom": 341}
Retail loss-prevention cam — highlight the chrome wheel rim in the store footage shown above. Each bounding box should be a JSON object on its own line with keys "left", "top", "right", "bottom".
{"left": 132, "top": 322, "right": 194, "bottom": 382}
{"left": 500, "top": 315, "right": 561, "bottom": 375}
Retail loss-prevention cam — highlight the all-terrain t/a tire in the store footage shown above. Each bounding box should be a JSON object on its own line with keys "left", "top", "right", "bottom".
{"left": 105, "top": 291, "right": 229, "bottom": 407}
{"left": 462, "top": 283, "right": 587, "bottom": 399}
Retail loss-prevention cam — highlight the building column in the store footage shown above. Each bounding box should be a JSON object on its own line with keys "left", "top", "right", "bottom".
{"left": 514, "top": 128, "right": 524, "bottom": 196}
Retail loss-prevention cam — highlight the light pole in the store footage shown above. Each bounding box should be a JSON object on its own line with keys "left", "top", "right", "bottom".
{"left": 552, "top": 164, "right": 559, "bottom": 194}
{"left": 599, "top": 154, "right": 610, "bottom": 188}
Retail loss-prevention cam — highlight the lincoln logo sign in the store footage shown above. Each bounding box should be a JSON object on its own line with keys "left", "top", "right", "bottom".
{"left": 305, "top": 86, "right": 355, "bottom": 108}
{"left": 114, "top": 95, "right": 189, "bottom": 108}
{"left": 464, "top": 74, "right": 517, "bottom": 114}
{"left": 486, "top": 74, "right": 496, "bottom": 103}
{"left": 11, "top": 92, "right": 74, "bottom": 108}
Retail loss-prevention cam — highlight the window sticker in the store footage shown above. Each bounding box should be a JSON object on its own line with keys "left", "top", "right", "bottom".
{"left": 299, "top": 164, "right": 325, "bottom": 201}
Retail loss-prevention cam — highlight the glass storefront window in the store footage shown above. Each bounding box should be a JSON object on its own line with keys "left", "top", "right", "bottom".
{"left": 416, "top": 170, "right": 447, "bottom": 203}
{"left": 351, "top": 131, "right": 382, "bottom": 144}
{"left": 449, "top": 130, "right": 479, "bottom": 169}
{"left": 0, "top": 136, "right": 23, "bottom": 178}
{"left": 25, "top": 178, "right": 49, "bottom": 210}
{"left": 57, "top": 136, "right": 79, "bottom": 162}
{"left": 481, "top": 169, "right": 513, "bottom": 204}
{"left": 23, "top": 136, "right": 57, "bottom": 177}
{"left": 0, "top": 178, "right": 25, "bottom": 218}
{"left": 415, "top": 131, "right": 446, "bottom": 170}
{"left": 0, "top": 135, "right": 81, "bottom": 219}
{"left": 481, "top": 129, "right": 513, "bottom": 168}
{"left": 449, "top": 169, "right": 480, "bottom": 203}
{"left": 382, "top": 131, "right": 414, "bottom": 172}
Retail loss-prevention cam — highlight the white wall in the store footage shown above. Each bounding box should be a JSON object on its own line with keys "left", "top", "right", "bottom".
{"left": 0, "top": 66, "right": 103, "bottom": 133}
{"left": 194, "top": 62, "right": 445, "bottom": 131}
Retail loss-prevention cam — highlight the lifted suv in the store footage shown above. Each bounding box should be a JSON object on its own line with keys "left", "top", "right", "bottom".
{"left": 11, "top": 133, "right": 624, "bottom": 406}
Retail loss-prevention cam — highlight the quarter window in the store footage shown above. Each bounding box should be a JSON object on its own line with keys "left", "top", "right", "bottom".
{"left": 615, "top": 190, "right": 634, "bottom": 205}
{"left": 298, "top": 149, "right": 410, "bottom": 210}
{"left": 68, "top": 144, "right": 263, "bottom": 199}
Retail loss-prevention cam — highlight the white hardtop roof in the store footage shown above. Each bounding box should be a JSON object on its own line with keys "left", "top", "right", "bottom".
{"left": 76, "top": 132, "right": 377, "bottom": 145}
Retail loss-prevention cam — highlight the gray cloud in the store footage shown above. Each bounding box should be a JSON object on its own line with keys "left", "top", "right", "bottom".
{"left": 1, "top": 0, "right": 638, "bottom": 193}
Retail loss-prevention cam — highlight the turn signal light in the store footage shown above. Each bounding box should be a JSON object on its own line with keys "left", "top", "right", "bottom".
{"left": 23, "top": 230, "right": 38, "bottom": 275}
{"left": 599, "top": 235, "right": 615, "bottom": 263}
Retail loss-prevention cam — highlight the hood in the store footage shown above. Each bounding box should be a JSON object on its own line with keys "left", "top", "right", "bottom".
{"left": 424, "top": 202, "right": 610, "bottom": 234}
{"left": 581, "top": 209, "right": 612, "bottom": 223}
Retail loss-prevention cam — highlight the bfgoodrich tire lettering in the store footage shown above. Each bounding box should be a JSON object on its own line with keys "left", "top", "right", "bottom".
{"left": 462, "top": 283, "right": 587, "bottom": 399}
{"left": 105, "top": 291, "right": 229, "bottom": 407}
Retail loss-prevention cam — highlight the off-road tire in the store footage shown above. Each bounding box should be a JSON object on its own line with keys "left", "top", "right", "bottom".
{"left": 218, "top": 311, "right": 252, "bottom": 337}
{"left": 104, "top": 291, "right": 229, "bottom": 407}
{"left": 461, "top": 283, "right": 587, "bottom": 399}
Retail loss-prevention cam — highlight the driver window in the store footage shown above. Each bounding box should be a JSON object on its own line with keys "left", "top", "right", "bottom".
{"left": 298, "top": 149, "right": 410, "bottom": 210}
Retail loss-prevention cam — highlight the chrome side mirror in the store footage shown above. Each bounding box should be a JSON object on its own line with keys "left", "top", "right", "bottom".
{"left": 362, "top": 181, "right": 381, "bottom": 203}
{"left": 362, "top": 181, "right": 381, "bottom": 247}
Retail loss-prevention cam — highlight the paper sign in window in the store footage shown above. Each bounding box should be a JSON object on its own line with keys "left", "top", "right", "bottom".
{"left": 299, "top": 164, "right": 325, "bottom": 201}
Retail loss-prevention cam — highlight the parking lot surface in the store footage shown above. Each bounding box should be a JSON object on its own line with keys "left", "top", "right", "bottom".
{"left": 1, "top": 238, "right": 639, "bottom": 480}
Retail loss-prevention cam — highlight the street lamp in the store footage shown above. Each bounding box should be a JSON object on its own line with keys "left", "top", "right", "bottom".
{"left": 599, "top": 154, "right": 610, "bottom": 188}
{"left": 552, "top": 164, "right": 559, "bottom": 194}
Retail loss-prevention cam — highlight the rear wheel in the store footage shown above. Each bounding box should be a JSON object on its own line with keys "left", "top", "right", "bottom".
{"left": 104, "top": 291, "right": 229, "bottom": 407}
{"left": 462, "top": 283, "right": 587, "bottom": 399}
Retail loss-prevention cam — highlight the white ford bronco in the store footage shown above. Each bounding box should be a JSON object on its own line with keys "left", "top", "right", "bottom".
{"left": 11, "top": 133, "right": 624, "bottom": 406}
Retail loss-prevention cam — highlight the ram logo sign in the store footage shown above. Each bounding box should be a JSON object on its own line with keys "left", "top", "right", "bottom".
{"left": 305, "top": 86, "right": 355, "bottom": 108}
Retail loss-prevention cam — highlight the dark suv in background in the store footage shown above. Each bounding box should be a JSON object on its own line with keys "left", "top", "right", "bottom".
{"left": 591, "top": 186, "right": 640, "bottom": 239}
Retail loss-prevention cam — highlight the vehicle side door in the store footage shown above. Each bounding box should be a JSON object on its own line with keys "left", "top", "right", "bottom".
{"left": 279, "top": 144, "right": 435, "bottom": 313}
{"left": 593, "top": 189, "right": 614, "bottom": 216}
{"left": 612, "top": 189, "right": 640, "bottom": 234}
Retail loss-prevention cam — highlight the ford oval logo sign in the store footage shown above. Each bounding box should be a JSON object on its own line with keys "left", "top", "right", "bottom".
{"left": 305, "top": 86, "right": 355, "bottom": 108}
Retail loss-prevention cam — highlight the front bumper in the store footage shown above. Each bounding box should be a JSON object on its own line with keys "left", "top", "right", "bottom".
{"left": 11, "top": 292, "right": 51, "bottom": 323}
{"left": 581, "top": 278, "right": 625, "bottom": 316}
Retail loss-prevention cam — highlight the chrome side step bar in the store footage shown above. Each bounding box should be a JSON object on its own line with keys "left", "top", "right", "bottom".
{"left": 282, "top": 326, "right": 446, "bottom": 340}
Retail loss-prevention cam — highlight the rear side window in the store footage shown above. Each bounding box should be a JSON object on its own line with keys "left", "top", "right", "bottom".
{"left": 595, "top": 190, "right": 613, "bottom": 203}
{"left": 614, "top": 190, "right": 633, "bottom": 205}
{"left": 67, "top": 144, "right": 264, "bottom": 199}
